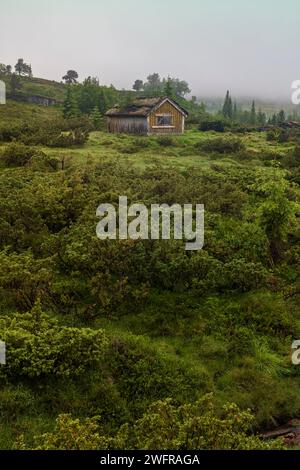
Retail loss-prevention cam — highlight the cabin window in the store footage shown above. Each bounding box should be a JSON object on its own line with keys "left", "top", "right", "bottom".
{"left": 156, "top": 114, "right": 173, "bottom": 127}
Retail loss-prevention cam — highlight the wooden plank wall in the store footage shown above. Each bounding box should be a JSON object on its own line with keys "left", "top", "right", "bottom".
{"left": 107, "top": 117, "right": 148, "bottom": 134}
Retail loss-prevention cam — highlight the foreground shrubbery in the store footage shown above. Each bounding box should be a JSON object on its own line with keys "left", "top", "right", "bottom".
{"left": 16, "top": 394, "right": 283, "bottom": 450}
{"left": 195, "top": 136, "right": 245, "bottom": 153}
{"left": 0, "top": 142, "right": 43, "bottom": 167}
{"left": 0, "top": 126, "right": 299, "bottom": 449}
{"left": 0, "top": 302, "right": 108, "bottom": 379}
{"left": 0, "top": 116, "right": 91, "bottom": 147}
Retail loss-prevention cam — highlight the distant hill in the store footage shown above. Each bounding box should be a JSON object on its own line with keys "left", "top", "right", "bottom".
{"left": 0, "top": 75, "right": 67, "bottom": 103}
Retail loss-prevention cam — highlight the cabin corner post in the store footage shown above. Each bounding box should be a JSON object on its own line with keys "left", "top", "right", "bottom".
{"left": 147, "top": 115, "right": 150, "bottom": 135}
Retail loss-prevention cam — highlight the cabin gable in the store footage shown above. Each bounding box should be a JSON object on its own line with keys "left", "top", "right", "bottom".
{"left": 148, "top": 99, "right": 185, "bottom": 135}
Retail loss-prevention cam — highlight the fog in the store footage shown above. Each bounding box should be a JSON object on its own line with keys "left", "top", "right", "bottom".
{"left": 1, "top": 0, "right": 298, "bottom": 100}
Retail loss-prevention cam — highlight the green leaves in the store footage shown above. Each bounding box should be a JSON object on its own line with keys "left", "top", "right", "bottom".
{"left": 0, "top": 303, "right": 108, "bottom": 378}
{"left": 22, "top": 394, "right": 283, "bottom": 450}
{"left": 0, "top": 251, "right": 54, "bottom": 310}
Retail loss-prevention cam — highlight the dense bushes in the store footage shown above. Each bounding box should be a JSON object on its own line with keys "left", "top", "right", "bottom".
{"left": 199, "top": 119, "right": 225, "bottom": 132}
{"left": 0, "top": 161, "right": 296, "bottom": 316}
{"left": 156, "top": 136, "right": 176, "bottom": 147}
{"left": 0, "top": 251, "right": 54, "bottom": 310}
{"left": 0, "top": 142, "right": 42, "bottom": 167}
{"left": 18, "top": 394, "right": 283, "bottom": 450}
{"left": 0, "top": 122, "right": 34, "bottom": 142}
{"left": 0, "top": 303, "right": 108, "bottom": 379}
{"left": 0, "top": 116, "right": 91, "bottom": 147}
{"left": 284, "top": 146, "right": 300, "bottom": 168}
{"left": 0, "top": 124, "right": 299, "bottom": 450}
{"left": 107, "top": 335, "right": 211, "bottom": 414}
{"left": 266, "top": 128, "right": 290, "bottom": 143}
{"left": 195, "top": 136, "right": 245, "bottom": 153}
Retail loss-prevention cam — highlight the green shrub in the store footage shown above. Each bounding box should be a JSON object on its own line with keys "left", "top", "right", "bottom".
{"left": 132, "top": 138, "right": 150, "bottom": 149}
{"left": 0, "top": 142, "right": 42, "bottom": 167}
{"left": 0, "top": 302, "right": 108, "bottom": 378}
{"left": 22, "top": 394, "right": 283, "bottom": 450}
{"left": 195, "top": 137, "right": 244, "bottom": 153}
{"left": 156, "top": 136, "right": 176, "bottom": 147}
{"left": 130, "top": 395, "right": 283, "bottom": 450}
{"left": 222, "top": 259, "right": 268, "bottom": 292}
{"left": 283, "top": 146, "right": 300, "bottom": 168}
{"left": 0, "top": 386, "right": 35, "bottom": 418}
{"left": 0, "top": 123, "right": 34, "bottom": 142}
{"left": 107, "top": 335, "right": 211, "bottom": 413}
{"left": 266, "top": 128, "right": 289, "bottom": 143}
{"left": 199, "top": 120, "right": 225, "bottom": 132}
{"left": 0, "top": 251, "right": 54, "bottom": 310}
{"left": 47, "top": 129, "right": 89, "bottom": 148}
{"left": 0, "top": 117, "right": 91, "bottom": 147}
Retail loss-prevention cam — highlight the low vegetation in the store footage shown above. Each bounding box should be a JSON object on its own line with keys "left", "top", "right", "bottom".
{"left": 0, "top": 90, "right": 299, "bottom": 450}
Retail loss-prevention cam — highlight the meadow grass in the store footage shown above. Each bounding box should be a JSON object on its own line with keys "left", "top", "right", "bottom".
{"left": 41, "top": 128, "right": 291, "bottom": 171}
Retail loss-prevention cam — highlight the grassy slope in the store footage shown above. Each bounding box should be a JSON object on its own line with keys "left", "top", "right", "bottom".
{"left": 0, "top": 99, "right": 60, "bottom": 126}
{"left": 41, "top": 128, "right": 294, "bottom": 170}
{"left": 1, "top": 75, "right": 66, "bottom": 101}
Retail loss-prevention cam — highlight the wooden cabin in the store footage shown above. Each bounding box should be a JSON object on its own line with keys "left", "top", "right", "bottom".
{"left": 105, "top": 97, "right": 188, "bottom": 135}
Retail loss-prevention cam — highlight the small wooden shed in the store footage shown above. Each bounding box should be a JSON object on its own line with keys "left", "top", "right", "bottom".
{"left": 105, "top": 97, "right": 188, "bottom": 135}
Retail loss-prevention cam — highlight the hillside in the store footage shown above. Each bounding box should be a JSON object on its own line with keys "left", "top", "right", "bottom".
{"left": 0, "top": 75, "right": 67, "bottom": 102}
{"left": 0, "top": 90, "right": 299, "bottom": 450}
{"left": 0, "top": 99, "right": 60, "bottom": 126}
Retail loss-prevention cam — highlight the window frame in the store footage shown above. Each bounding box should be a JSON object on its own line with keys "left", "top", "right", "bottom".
{"left": 153, "top": 113, "right": 175, "bottom": 128}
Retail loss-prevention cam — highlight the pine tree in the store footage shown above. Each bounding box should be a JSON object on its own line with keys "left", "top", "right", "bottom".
{"left": 222, "top": 90, "right": 229, "bottom": 116}
{"left": 257, "top": 109, "right": 266, "bottom": 126}
{"left": 10, "top": 73, "right": 21, "bottom": 94}
{"left": 90, "top": 106, "right": 102, "bottom": 130}
{"left": 233, "top": 101, "right": 238, "bottom": 121}
{"left": 250, "top": 101, "right": 256, "bottom": 125}
{"left": 271, "top": 113, "right": 277, "bottom": 125}
{"left": 132, "top": 79, "right": 143, "bottom": 92}
{"left": 63, "top": 87, "right": 80, "bottom": 118}
{"left": 63, "top": 87, "right": 73, "bottom": 118}
{"left": 228, "top": 97, "right": 233, "bottom": 119}
{"left": 222, "top": 90, "right": 233, "bottom": 119}
{"left": 277, "top": 110, "right": 286, "bottom": 124}
{"left": 70, "top": 92, "right": 80, "bottom": 117}
{"left": 15, "top": 58, "right": 24, "bottom": 76}
{"left": 164, "top": 77, "right": 173, "bottom": 98}
{"left": 98, "top": 89, "right": 108, "bottom": 115}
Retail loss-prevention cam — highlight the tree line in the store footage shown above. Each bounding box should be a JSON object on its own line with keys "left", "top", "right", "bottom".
{"left": 2, "top": 60, "right": 298, "bottom": 127}
{"left": 132, "top": 73, "right": 191, "bottom": 98}
{"left": 0, "top": 58, "right": 32, "bottom": 77}
{"left": 221, "top": 89, "right": 298, "bottom": 126}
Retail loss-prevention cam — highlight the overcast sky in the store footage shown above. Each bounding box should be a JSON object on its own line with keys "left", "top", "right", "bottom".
{"left": 1, "top": 0, "right": 298, "bottom": 99}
